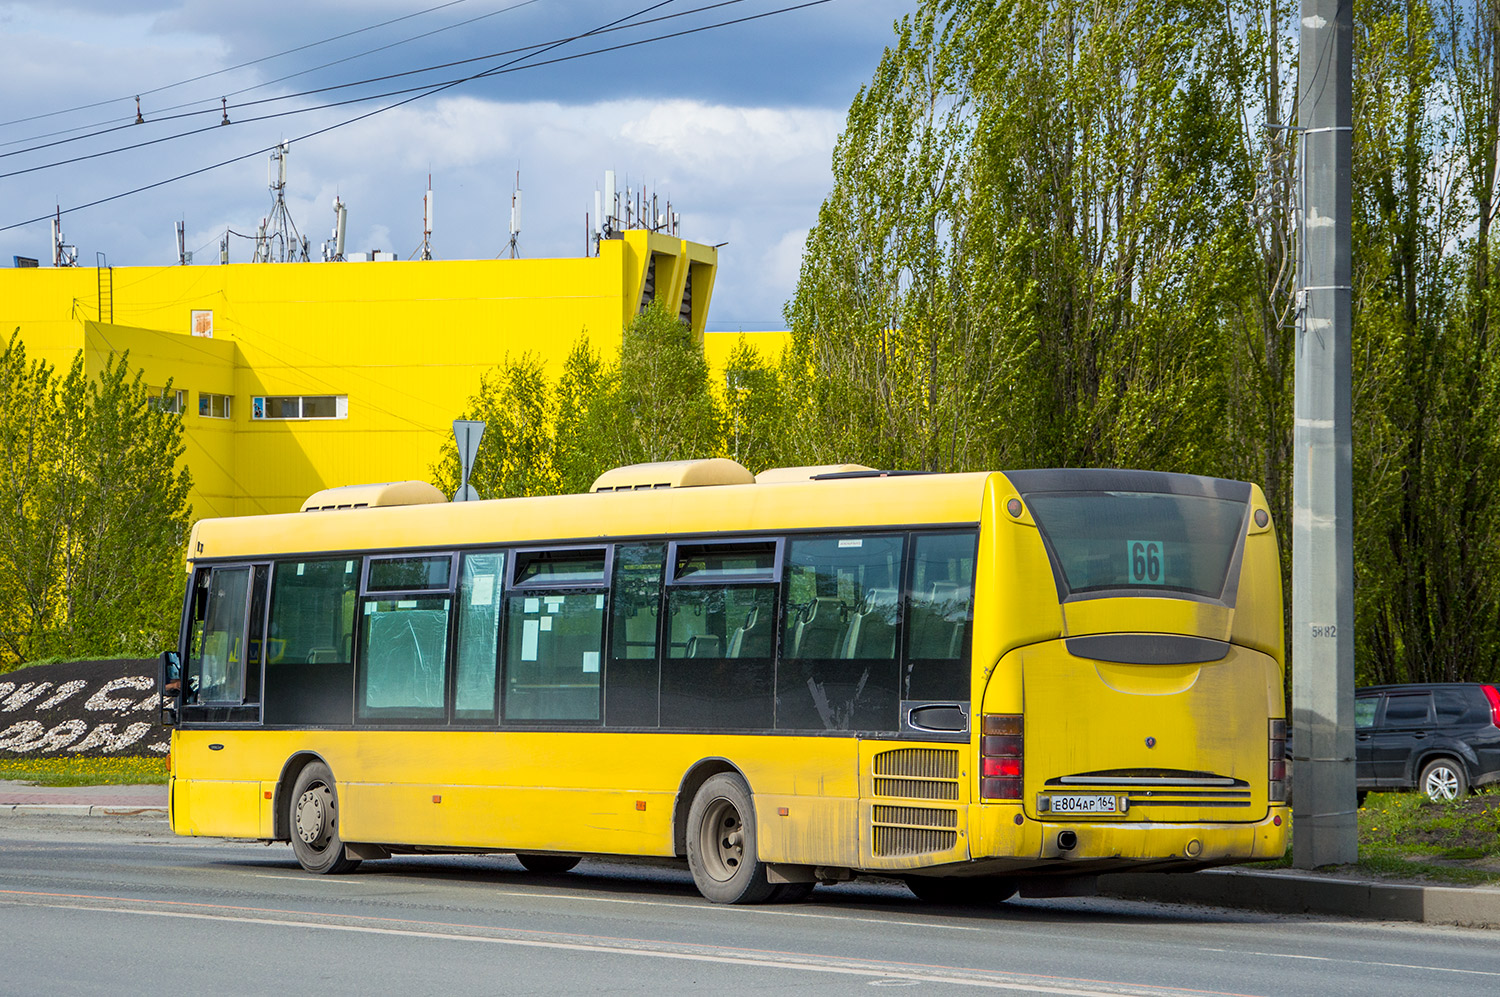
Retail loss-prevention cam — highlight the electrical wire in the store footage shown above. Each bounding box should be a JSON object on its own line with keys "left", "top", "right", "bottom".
{"left": 2, "top": 0, "right": 678, "bottom": 233}
{"left": 0, "top": 0, "right": 677, "bottom": 191}
{"left": 0, "top": 0, "right": 487, "bottom": 130}
{"left": 0, "top": 0, "right": 550, "bottom": 152}
{"left": 0, "top": 0, "right": 752, "bottom": 163}
{"left": 0, "top": 0, "right": 836, "bottom": 229}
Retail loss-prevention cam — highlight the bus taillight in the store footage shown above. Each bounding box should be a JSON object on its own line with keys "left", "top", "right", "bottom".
{"left": 1269, "top": 718, "right": 1287, "bottom": 802}
{"left": 981, "top": 714, "right": 1023, "bottom": 800}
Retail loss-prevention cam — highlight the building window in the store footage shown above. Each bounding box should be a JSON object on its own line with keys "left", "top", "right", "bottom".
{"left": 149, "top": 388, "right": 186, "bottom": 414}
{"left": 251, "top": 395, "right": 348, "bottom": 420}
{"left": 199, "top": 392, "right": 232, "bottom": 419}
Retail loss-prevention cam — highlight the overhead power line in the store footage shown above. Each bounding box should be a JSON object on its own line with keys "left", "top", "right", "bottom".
{"left": 0, "top": 0, "right": 836, "bottom": 228}
{"left": 0, "top": 0, "right": 489, "bottom": 130}
{"left": 0, "top": 0, "right": 550, "bottom": 151}
{"left": 0, "top": 0, "right": 753, "bottom": 164}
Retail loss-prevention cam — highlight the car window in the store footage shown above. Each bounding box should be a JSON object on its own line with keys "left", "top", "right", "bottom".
{"left": 1434, "top": 687, "right": 1478, "bottom": 724}
{"left": 1381, "top": 692, "right": 1433, "bottom": 726}
{"left": 1354, "top": 696, "right": 1378, "bottom": 729}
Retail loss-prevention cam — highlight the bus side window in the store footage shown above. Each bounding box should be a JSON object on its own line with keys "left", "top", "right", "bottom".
{"left": 777, "top": 534, "right": 903, "bottom": 732}
{"left": 357, "top": 554, "right": 455, "bottom": 722}
{"left": 661, "top": 540, "right": 777, "bottom": 731}
{"left": 503, "top": 548, "right": 608, "bottom": 723}
{"left": 905, "top": 532, "right": 977, "bottom": 702}
{"left": 607, "top": 543, "right": 665, "bottom": 728}
{"left": 454, "top": 551, "right": 505, "bottom": 722}
{"left": 184, "top": 565, "right": 252, "bottom": 705}
{"left": 263, "top": 558, "right": 360, "bottom": 725}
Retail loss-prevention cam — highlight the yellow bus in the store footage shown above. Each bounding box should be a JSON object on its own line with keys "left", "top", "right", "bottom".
{"left": 161, "top": 459, "right": 1288, "bottom": 904}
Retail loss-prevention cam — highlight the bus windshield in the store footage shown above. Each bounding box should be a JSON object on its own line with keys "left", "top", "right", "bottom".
{"left": 1025, "top": 490, "right": 1246, "bottom": 598}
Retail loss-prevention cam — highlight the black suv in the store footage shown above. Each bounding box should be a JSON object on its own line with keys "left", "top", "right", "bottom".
{"left": 1356, "top": 683, "right": 1500, "bottom": 801}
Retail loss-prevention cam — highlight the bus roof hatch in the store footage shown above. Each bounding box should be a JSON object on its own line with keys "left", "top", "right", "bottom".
{"left": 301, "top": 480, "right": 448, "bottom": 512}
{"left": 590, "top": 458, "right": 754, "bottom": 492}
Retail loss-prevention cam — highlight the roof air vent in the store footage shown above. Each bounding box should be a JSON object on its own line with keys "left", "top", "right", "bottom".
{"left": 590, "top": 458, "right": 753, "bottom": 493}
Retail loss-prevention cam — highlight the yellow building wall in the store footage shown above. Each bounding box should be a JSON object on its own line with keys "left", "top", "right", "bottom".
{"left": 0, "top": 232, "right": 729, "bottom": 517}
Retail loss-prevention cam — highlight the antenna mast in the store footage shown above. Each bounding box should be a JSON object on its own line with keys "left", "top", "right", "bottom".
{"left": 51, "top": 206, "right": 77, "bottom": 267}
{"left": 508, "top": 171, "right": 522, "bottom": 259}
{"left": 420, "top": 175, "right": 434, "bottom": 261}
{"left": 255, "top": 142, "right": 308, "bottom": 263}
{"left": 323, "top": 196, "right": 348, "bottom": 262}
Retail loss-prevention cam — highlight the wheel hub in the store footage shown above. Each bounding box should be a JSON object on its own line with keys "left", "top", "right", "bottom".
{"left": 699, "top": 797, "right": 744, "bottom": 882}
{"left": 295, "top": 786, "right": 331, "bottom": 846}
{"left": 1425, "top": 768, "right": 1459, "bottom": 801}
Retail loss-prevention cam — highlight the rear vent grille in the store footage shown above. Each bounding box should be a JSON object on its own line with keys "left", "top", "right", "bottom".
{"left": 1046, "top": 769, "right": 1252, "bottom": 809}
{"left": 871, "top": 804, "right": 959, "bottom": 856}
{"left": 872, "top": 747, "right": 960, "bottom": 801}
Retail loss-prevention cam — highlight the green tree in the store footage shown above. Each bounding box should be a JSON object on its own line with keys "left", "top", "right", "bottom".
{"left": 552, "top": 336, "right": 618, "bottom": 495}
{"left": 720, "top": 337, "right": 789, "bottom": 473}
{"left": 436, "top": 302, "right": 728, "bottom": 500}
{"left": 1351, "top": 0, "right": 1500, "bottom": 683}
{"left": 432, "top": 353, "right": 559, "bottom": 500}
{"left": 0, "top": 332, "right": 192, "bottom": 668}
{"left": 610, "top": 299, "right": 721, "bottom": 465}
{"left": 787, "top": 0, "right": 1257, "bottom": 475}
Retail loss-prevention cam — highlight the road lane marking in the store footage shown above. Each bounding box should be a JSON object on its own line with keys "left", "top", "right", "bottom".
{"left": 1196, "top": 947, "right": 1500, "bottom": 979}
{"left": 0, "top": 891, "right": 1262, "bottom": 997}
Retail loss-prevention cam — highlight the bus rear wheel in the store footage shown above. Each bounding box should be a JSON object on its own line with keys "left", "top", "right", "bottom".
{"left": 905, "top": 875, "right": 1017, "bottom": 906}
{"left": 686, "top": 773, "right": 776, "bottom": 904}
{"left": 289, "top": 762, "right": 361, "bottom": 875}
{"left": 517, "top": 854, "right": 581, "bottom": 874}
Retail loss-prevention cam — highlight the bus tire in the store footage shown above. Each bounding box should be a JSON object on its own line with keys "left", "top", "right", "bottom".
{"left": 686, "top": 773, "right": 776, "bottom": 904}
{"left": 517, "top": 854, "right": 581, "bottom": 874}
{"left": 289, "top": 762, "right": 361, "bottom": 875}
{"left": 904, "top": 875, "right": 1017, "bottom": 906}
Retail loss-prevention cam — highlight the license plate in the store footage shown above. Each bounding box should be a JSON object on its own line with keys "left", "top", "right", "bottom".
{"left": 1047, "top": 794, "right": 1118, "bottom": 814}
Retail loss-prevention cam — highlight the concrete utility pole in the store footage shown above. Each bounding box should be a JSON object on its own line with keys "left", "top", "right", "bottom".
{"left": 1292, "top": 0, "right": 1357, "bottom": 867}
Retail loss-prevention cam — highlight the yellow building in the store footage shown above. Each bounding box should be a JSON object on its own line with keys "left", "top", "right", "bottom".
{"left": 1, "top": 231, "right": 728, "bottom": 518}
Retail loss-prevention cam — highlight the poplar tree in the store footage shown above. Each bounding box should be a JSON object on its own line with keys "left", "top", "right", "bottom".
{"left": 0, "top": 333, "right": 192, "bottom": 668}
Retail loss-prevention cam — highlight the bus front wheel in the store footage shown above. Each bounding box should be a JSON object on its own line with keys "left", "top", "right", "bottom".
{"left": 686, "top": 773, "right": 776, "bottom": 904}
{"left": 289, "top": 762, "right": 361, "bottom": 875}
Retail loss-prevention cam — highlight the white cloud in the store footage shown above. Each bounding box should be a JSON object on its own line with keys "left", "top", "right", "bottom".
{"left": 0, "top": 0, "right": 884, "bottom": 329}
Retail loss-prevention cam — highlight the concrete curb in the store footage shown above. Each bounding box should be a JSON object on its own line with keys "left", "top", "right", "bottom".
{"left": 2, "top": 804, "right": 167, "bottom": 818}
{"left": 1099, "top": 868, "right": 1500, "bottom": 929}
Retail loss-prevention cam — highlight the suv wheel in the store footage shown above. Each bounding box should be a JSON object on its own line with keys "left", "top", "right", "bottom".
{"left": 1419, "top": 758, "right": 1468, "bottom": 802}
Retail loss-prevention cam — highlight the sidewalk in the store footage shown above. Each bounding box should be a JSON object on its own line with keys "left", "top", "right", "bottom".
{"left": 2, "top": 780, "right": 1496, "bottom": 928}
{"left": 1099, "top": 867, "right": 1500, "bottom": 930}
{"left": 0, "top": 780, "right": 167, "bottom": 816}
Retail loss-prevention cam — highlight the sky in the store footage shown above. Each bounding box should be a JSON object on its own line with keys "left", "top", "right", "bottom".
{"left": 0, "top": 0, "right": 913, "bottom": 330}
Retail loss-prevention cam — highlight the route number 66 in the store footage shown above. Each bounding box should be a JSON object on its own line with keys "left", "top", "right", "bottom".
{"left": 1127, "top": 540, "right": 1165, "bottom": 585}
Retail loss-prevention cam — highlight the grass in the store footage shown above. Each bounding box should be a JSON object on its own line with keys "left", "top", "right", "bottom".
{"left": 1, "top": 654, "right": 134, "bottom": 675}
{"left": 0, "top": 755, "right": 168, "bottom": 786}
{"left": 1352, "top": 789, "right": 1500, "bottom": 884}
{"left": 1249, "top": 788, "right": 1500, "bottom": 885}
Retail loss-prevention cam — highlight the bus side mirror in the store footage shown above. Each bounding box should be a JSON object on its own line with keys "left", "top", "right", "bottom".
{"left": 159, "top": 650, "right": 181, "bottom": 728}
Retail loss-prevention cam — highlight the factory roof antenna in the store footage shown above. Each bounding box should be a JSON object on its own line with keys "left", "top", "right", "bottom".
{"left": 51, "top": 205, "right": 77, "bottom": 267}
{"left": 507, "top": 170, "right": 522, "bottom": 259}
{"left": 323, "top": 195, "right": 348, "bottom": 262}
{"left": 254, "top": 141, "right": 308, "bottom": 263}
{"left": 419, "top": 175, "right": 434, "bottom": 261}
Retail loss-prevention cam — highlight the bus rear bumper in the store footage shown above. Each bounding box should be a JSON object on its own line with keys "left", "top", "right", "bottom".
{"left": 963, "top": 803, "right": 1289, "bottom": 874}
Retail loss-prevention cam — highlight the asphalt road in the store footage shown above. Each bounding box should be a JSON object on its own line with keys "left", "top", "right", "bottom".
{"left": 1, "top": 813, "right": 1497, "bottom": 996}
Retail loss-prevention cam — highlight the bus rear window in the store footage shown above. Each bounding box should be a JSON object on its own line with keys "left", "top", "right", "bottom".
{"left": 1025, "top": 491, "right": 1246, "bottom": 599}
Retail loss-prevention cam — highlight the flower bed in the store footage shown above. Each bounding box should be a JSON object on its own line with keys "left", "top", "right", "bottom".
{"left": 0, "top": 659, "right": 168, "bottom": 757}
